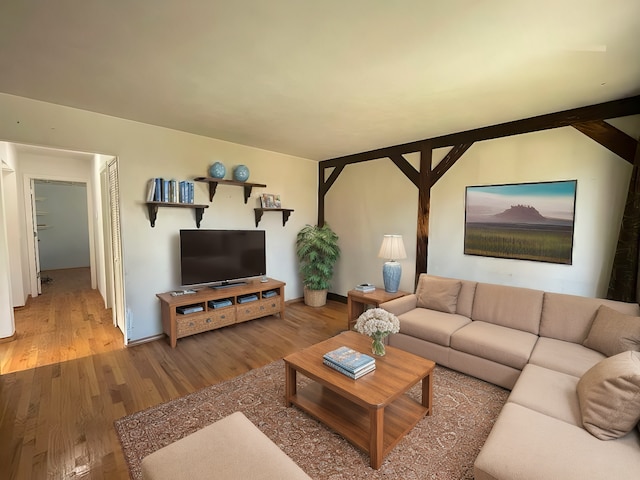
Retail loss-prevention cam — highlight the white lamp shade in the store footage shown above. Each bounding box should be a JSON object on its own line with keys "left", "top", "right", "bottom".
{"left": 378, "top": 235, "right": 407, "bottom": 261}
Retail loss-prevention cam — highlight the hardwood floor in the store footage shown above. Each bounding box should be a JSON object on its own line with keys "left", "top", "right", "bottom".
{"left": 0, "top": 269, "right": 347, "bottom": 479}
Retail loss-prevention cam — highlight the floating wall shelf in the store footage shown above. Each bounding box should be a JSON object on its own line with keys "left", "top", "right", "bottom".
{"left": 194, "top": 177, "right": 267, "bottom": 204}
{"left": 146, "top": 202, "right": 209, "bottom": 228}
{"left": 254, "top": 208, "right": 294, "bottom": 227}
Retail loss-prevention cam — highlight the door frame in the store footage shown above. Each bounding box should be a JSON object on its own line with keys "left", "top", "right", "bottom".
{"left": 102, "top": 157, "right": 127, "bottom": 342}
{"left": 23, "top": 173, "right": 97, "bottom": 297}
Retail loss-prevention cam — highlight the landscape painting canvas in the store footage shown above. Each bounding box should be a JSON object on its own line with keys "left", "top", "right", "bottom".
{"left": 464, "top": 180, "right": 577, "bottom": 264}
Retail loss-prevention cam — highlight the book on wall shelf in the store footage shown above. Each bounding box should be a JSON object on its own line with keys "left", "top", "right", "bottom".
{"left": 146, "top": 178, "right": 195, "bottom": 204}
{"left": 146, "top": 178, "right": 157, "bottom": 201}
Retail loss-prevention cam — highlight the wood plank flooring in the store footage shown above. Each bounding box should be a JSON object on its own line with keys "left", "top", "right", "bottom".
{"left": 0, "top": 269, "right": 347, "bottom": 479}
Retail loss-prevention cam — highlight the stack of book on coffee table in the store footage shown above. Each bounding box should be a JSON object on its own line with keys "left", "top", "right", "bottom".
{"left": 322, "top": 346, "right": 376, "bottom": 379}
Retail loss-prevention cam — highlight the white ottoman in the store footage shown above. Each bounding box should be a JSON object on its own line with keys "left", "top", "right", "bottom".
{"left": 141, "top": 411, "right": 311, "bottom": 480}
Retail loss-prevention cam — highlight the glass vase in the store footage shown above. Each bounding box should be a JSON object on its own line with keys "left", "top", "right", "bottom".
{"left": 371, "top": 333, "right": 386, "bottom": 356}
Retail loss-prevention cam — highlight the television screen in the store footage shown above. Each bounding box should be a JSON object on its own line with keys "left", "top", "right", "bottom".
{"left": 179, "top": 230, "right": 266, "bottom": 287}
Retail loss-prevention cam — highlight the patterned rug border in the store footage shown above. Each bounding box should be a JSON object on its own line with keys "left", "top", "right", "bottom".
{"left": 115, "top": 360, "right": 508, "bottom": 479}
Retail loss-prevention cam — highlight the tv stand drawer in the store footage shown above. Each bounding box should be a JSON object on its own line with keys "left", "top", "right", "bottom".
{"left": 236, "top": 298, "right": 282, "bottom": 322}
{"left": 176, "top": 309, "right": 236, "bottom": 337}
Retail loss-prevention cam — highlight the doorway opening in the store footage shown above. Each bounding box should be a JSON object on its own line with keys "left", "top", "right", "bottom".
{"left": 33, "top": 179, "right": 92, "bottom": 290}
{"left": 9, "top": 143, "right": 127, "bottom": 345}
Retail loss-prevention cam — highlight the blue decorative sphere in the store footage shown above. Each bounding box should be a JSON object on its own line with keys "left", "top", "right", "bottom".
{"left": 233, "top": 165, "right": 250, "bottom": 182}
{"left": 209, "top": 162, "right": 226, "bottom": 179}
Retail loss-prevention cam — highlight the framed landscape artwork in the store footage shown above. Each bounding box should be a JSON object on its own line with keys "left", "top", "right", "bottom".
{"left": 464, "top": 180, "right": 577, "bottom": 264}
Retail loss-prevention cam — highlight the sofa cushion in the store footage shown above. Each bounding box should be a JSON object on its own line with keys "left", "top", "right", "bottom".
{"left": 389, "top": 333, "right": 451, "bottom": 366}
{"left": 415, "top": 276, "right": 461, "bottom": 314}
{"left": 417, "top": 274, "right": 477, "bottom": 318}
{"left": 398, "top": 308, "right": 471, "bottom": 347}
{"left": 508, "top": 364, "right": 582, "bottom": 426}
{"left": 540, "top": 292, "right": 640, "bottom": 344}
{"left": 450, "top": 321, "right": 538, "bottom": 370}
{"left": 577, "top": 351, "right": 640, "bottom": 440}
{"left": 455, "top": 278, "right": 477, "bottom": 318}
{"left": 471, "top": 282, "right": 543, "bottom": 334}
{"left": 448, "top": 349, "right": 521, "bottom": 389}
{"left": 474, "top": 402, "right": 640, "bottom": 480}
{"left": 528, "top": 337, "right": 605, "bottom": 377}
{"left": 583, "top": 305, "right": 640, "bottom": 357}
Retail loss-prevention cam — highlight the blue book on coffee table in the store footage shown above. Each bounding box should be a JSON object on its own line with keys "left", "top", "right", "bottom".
{"left": 323, "top": 346, "right": 375, "bottom": 374}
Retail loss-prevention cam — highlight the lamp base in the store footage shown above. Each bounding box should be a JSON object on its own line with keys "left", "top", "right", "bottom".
{"left": 382, "top": 261, "right": 402, "bottom": 293}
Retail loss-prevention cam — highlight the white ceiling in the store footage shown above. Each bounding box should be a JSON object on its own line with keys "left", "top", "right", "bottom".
{"left": 1, "top": 1, "right": 639, "bottom": 161}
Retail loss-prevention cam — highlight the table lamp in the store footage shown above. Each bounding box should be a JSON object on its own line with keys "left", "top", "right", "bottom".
{"left": 378, "top": 234, "right": 407, "bottom": 293}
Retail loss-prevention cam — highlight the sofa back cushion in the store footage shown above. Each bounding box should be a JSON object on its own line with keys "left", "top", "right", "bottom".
{"left": 471, "top": 283, "right": 544, "bottom": 334}
{"left": 456, "top": 278, "right": 478, "bottom": 318}
{"left": 416, "top": 276, "right": 461, "bottom": 314}
{"left": 583, "top": 305, "right": 640, "bottom": 356}
{"left": 540, "top": 292, "right": 640, "bottom": 344}
{"left": 416, "top": 274, "right": 477, "bottom": 317}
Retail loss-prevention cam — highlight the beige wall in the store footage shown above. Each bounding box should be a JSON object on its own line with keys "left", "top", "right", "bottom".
{"left": 0, "top": 93, "right": 317, "bottom": 342}
{"left": 327, "top": 153, "right": 419, "bottom": 295}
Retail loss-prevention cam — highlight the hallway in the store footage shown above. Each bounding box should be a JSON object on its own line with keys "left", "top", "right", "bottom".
{"left": 0, "top": 267, "right": 123, "bottom": 375}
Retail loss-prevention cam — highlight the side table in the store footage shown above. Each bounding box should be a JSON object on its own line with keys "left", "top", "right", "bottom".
{"left": 347, "top": 288, "right": 408, "bottom": 330}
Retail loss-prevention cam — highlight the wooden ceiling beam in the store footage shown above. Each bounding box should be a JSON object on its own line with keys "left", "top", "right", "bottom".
{"left": 572, "top": 120, "right": 638, "bottom": 164}
{"left": 388, "top": 153, "right": 419, "bottom": 187}
{"left": 321, "top": 165, "right": 344, "bottom": 196}
{"left": 321, "top": 95, "right": 640, "bottom": 168}
{"left": 416, "top": 144, "right": 432, "bottom": 283}
{"left": 431, "top": 143, "right": 474, "bottom": 186}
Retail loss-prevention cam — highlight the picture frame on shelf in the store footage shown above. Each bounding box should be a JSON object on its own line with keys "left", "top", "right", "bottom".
{"left": 261, "top": 193, "right": 281, "bottom": 208}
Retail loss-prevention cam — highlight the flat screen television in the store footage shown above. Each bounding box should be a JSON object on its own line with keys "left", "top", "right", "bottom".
{"left": 179, "top": 229, "right": 266, "bottom": 288}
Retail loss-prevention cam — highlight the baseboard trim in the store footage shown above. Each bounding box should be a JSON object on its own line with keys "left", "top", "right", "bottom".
{"left": 126, "top": 333, "right": 165, "bottom": 347}
{"left": 327, "top": 293, "right": 347, "bottom": 304}
{"left": 0, "top": 332, "right": 17, "bottom": 344}
{"left": 287, "top": 294, "right": 347, "bottom": 304}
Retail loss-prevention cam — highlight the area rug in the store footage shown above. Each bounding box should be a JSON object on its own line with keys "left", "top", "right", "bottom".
{"left": 115, "top": 360, "right": 508, "bottom": 479}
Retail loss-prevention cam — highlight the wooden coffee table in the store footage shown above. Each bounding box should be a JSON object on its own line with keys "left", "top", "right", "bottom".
{"left": 284, "top": 331, "right": 435, "bottom": 469}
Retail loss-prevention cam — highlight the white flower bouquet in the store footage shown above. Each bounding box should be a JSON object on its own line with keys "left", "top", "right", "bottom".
{"left": 354, "top": 308, "right": 400, "bottom": 356}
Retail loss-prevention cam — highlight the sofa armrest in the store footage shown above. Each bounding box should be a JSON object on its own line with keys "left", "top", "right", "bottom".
{"left": 380, "top": 294, "right": 418, "bottom": 316}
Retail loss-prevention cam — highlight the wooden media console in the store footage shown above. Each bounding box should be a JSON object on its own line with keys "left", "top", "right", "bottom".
{"left": 156, "top": 278, "right": 285, "bottom": 348}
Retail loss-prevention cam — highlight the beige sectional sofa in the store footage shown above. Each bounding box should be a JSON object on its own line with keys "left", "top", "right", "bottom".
{"left": 380, "top": 274, "right": 640, "bottom": 480}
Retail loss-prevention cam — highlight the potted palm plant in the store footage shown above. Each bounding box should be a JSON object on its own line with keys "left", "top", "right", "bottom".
{"left": 296, "top": 223, "right": 341, "bottom": 307}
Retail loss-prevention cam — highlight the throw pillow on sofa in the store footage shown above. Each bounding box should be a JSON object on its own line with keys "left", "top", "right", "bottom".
{"left": 576, "top": 350, "right": 640, "bottom": 440}
{"left": 583, "top": 305, "right": 640, "bottom": 357}
{"left": 416, "top": 276, "right": 461, "bottom": 314}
